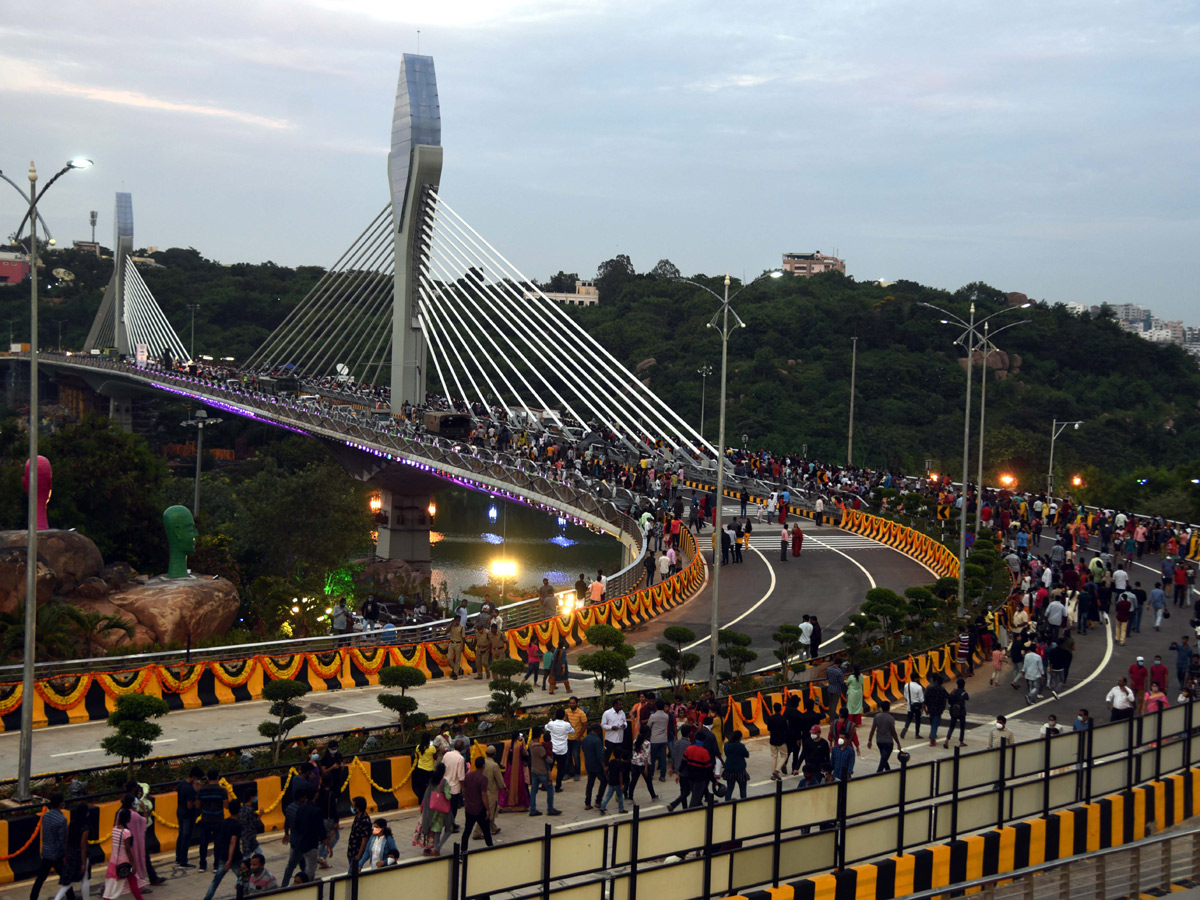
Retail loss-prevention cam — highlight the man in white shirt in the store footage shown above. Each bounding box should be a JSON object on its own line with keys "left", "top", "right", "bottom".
{"left": 1113, "top": 567, "right": 1129, "bottom": 591}
{"left": 545, "top": 709, "right": 574, "bottom": 791}
{"left": 901, "top": 679, "right": 925, "bottom": 739}
{"left": 1021, "top": 649, "right": 1045, "bottom": 705}
{"left": 442, "top": 737, "right": 467, "bottom": 832}
{"left": 798, "top": 616, "right": 814, "bottom": 659}
{"left": 657, "top": 552, "right": 671, "bottom": 582}
{"left": 1106, "top": 677, "right": 1135, "bottom": 721}
{"left": 600, "top": 698, "right": 627, "bottom": 748}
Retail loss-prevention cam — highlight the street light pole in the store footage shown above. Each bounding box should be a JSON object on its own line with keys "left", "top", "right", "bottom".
{"left": 188, "top": 303, "right": 199, "bottom": 361}
{"left": 957, "top": 303, "right": 975, "bottom": 609}
{"left": 920, "top": 299, "right": 1031, "bottom": 611}
{"left": 1047, "top": 419, "right": 1083, "bottom": 498}
{"left": 847, "top": 336, "right": 857, "bottom": 466}
{"left": 182, "top": 410, "right": 223, "bottom": 521}
{"left": 677, "top": 270, "right": 781, "bottom": 692}
{"left": 15, "top": 156, "right": 92, "bottom": 801}
{"left": 697, "top": 364, "right": 713, "bottom": 437}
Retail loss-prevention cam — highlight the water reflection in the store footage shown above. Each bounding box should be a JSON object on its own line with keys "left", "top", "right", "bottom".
{"left": 429, "top": 487, "right": 623, "bottom": 600}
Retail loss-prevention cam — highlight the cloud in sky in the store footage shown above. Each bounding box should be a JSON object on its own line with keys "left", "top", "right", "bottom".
{"left": 1, "top": 0, "right": 1197, "bottom": 320}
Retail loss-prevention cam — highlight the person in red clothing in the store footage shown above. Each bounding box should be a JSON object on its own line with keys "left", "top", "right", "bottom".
{"left": 1174, "top": 562, "right": 1191, "bottom": 608}
{"left": 1114, "top": 592, "right": 1132, "bottom": 645}
{"left": 1150, "top": 655, "right": 1170, "bottom": 702}
{"left": 680, "top": 734, "right": 714, "bottom": 808}
{"left": 1128, "top": 657, "right": 1149, "bottom": 715}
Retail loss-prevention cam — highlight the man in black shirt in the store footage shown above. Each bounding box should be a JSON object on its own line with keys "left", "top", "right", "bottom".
{"left": 175, "top": 766, "right": 202, "bottom": 868}
{"left": 784, "top": 696, "right": 821, "bottom": 775}
{"left": 201, "top": 799, "right": 243, "bottom": 900}
{"left": 766, "top": 703, "right": 789, "bottom": 780}
{"left": 194, "top": 769, "right": 228, "bottom": 872}
{"left": 317, "top": 742, "right": 345, "bottom": 869}
{"left": 281, "top": 789, "right": 328, "bottom": 886}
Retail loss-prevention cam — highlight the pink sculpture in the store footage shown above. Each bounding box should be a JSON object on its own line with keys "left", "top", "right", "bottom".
{"left": 22, "top": 455, "right": 52, "bottom": 530}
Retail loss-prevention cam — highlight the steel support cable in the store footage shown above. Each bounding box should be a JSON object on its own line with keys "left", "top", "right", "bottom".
{"left": 423, "top": 209, "right": 643, "bottom": 450}
{"left": 417, "top": 268, "right": 509, "bottom": 412}
{"left": 420, "top": 248, "right": 544, "bottom": 428}
{"left": 126, "top": 261, "right": 188, "bottom": 359}
{"left": 248, "top": 205, "right": 391, "bottom": 369}
{"left": 365, "top": 331, "right": 393, "bottom": 389}
{"left": 122, "top": 275, "right": 152, "bottom": 355}
{"left": 421, "top": 214, "right": 617, "bottom": 440}
{"left": 421, "top": 245, "right": 541, "bottom": 423}
{"left": 415, "top": 300, "right": 469, "bottom": 407}
{"left": 285, "top": 222, "right": 395, "bottom": 375}
{"left": 419, "top": 258, "right": 523, "bottom": 413}
{"left": 288, "top": 226, "right": 395, "bottom": 375}
{"left": 257, "top": 211, "right": 393, "bottom": 372}
{"left": 341, "top": 266, "right": 397, "bottom": 382}
{"left": 416, "top": 271, "right": 494, "bottom": 411}
{"left": 424, "top": 201, "right": 657, "bottom": 448}
{"left": 416, "top": 275, "right": 485, "bottom": 409}
{"left": 124, "top": 269, "right": 160, "bottom": 355}
{"left": 431, "top": 190, "right": 711, "bottom": 456}
{"left": 297, "top": 258, "right": 394, "bottom": 378}
{"left": 415, "top": 311, "right": 454, "bottom": 404}
{"left": 248, "top": 209, "right": 391, "bottom": 371}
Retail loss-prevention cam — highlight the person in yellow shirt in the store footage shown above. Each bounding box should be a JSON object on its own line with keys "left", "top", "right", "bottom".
{"left": 564, "top": 696, "right": 588, "bottom": 782}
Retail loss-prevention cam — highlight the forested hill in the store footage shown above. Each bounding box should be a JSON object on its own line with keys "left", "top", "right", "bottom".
{"left": 8, "top": 246, "right": 1199, "bottom": 518}
{"left": 564, "top": 266, "right": 1200, "bottom": 519}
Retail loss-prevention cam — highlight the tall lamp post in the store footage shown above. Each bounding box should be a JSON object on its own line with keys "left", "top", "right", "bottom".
{"left": 187, "top": 303, "right": 200, "bottom": 361}
{"left": 0, "top": 169, "right": 53, "bottom": 242}
{"left": 1048, "top": 419, "right": 1083, "bottom": 498}
{"left": 847, "top": 336, "right": 857, "bottom": 466}
{"left": 181, "top": 409, "right": 224, "bottom": 520}
{"left": 697, "top": 364, "right": 713, "bottom": 436}
{"left": 15, "top": 156, "right": 92, "bottom": 802}
{"left": 677, "top": 270, "right": 782, "bottom": 691}
{"left": 919, "top": 299, "right": 1029, "bottom": 610}
{"left": 955, "top": 317, "right": 1028, "bottom": 538}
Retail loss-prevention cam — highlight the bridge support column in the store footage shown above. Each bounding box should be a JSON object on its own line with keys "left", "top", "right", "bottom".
{"left": 105, "top": 390, "right": 135, "bottom": 432}
{"left": 375, "top": 489, "right": 432, "bottom": 565}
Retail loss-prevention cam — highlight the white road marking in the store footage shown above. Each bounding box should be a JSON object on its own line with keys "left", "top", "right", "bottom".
{"left": 52, "top": 738, "right": 177, "bottom": 758}
{"left": 630, "top": 545, "right": 778, "bottom": 669}
{"left": 1004, "top": 618, "right": 1115, "bottom": 721}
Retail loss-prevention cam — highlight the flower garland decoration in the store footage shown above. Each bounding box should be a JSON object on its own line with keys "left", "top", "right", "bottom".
{"left": 36, "top": 675, "right": 93, "bottom": 711}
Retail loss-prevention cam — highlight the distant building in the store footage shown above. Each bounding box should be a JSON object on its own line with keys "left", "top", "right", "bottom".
{"left": 0, "top": 251, "right": 30, "bottom": 285}
{"left": 73, "top": 240, "right": 101, "bottom": 255}
{"left": 530, "top": 279, "right": 599, "bottom": 307}
{"left": 782, "top": 251, "right": 845, "bottom": 277}
{"left": 1109, "top": 303, "right": 1148, "bottom": 324}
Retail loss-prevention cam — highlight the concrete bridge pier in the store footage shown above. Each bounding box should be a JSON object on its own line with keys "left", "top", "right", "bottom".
{"left": 105, "top": 389, "right": 136, "bottom": 432}
{"left": 375, "top": 488, "right": 433, "bottom": 565}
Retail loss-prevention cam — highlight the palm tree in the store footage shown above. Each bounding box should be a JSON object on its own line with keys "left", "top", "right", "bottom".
{"left": 62, "top": 607, "right": 134, "bottom": 658}
{"left": 0, "top": 602, "right": 79, "bottom": 661}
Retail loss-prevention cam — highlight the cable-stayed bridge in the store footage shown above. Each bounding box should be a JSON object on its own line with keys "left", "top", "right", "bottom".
{"left": 8, "top": 54, "right": 727, "bottom": 570}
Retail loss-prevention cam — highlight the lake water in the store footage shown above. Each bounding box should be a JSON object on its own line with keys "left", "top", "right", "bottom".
{"left": 427, "top": 487, "right": 625, "bottom": 604}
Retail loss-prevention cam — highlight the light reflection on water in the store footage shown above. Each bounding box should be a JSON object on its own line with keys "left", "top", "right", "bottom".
{"left": 428, "top": 489, "right": 623, "bottom": 599}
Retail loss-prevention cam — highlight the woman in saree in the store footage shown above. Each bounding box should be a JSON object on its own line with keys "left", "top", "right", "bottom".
{"left": 498, "top": 733, "right": 529, "bottom": 810}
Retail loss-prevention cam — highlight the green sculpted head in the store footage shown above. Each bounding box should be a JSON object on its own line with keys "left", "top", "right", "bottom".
{"left": 163, "top": 505, "right": 198, "bottom": 578}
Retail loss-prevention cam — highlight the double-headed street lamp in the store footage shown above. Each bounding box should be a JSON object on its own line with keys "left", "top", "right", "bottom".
{"left": 1048, "top": 419, "right": 1083, "bottom": 497}
{"left": 677, "top": 270, "right": 782, "bottom": 691}
{"left": 697, "top": 364, "right": 713, "bottom": 436}
{"left": 182, "top": 409, "right": 224, "bottom": 521}
{"left": 15, "top": 157, "right": 93, "bottom": 802}
{"left": 945, "top": 316, "right": 1029, "bottom": 538}
{"left": 919, "top": 299, "right": 1029, "bottom": 610}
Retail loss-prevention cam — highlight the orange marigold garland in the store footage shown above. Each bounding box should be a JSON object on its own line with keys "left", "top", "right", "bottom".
{"left": 96, "top": 669, "right": 152, "bottom": 700}
{"left": 260, "top": 655, "right": 303, "bottom": 681}
{"left": 211, "top": 658, "right": 258, "bottom": 688}
{"left": 306, "top": 651, "right": 343, "bottom": 680}
{"left": 36, "top": 675, "right": 93, "bottom": 711}
{"left": 157, "top": 663, "right": 205, "bottom": 693}
{"left": 349, "top": 647, "right": 389, "bottom": 676}
{"left": 0, "top": 681, "right": 23, "bottom": 717}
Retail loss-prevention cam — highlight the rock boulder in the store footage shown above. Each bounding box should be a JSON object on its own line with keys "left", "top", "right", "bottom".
{"left": 0, "top": 530, "right": 106, "bottom": 596}
{"left": 106, "top": 576, "right": 239, "bottom": 647}
{"left": 0, "top": 545, "right": 55, "bottom": 616}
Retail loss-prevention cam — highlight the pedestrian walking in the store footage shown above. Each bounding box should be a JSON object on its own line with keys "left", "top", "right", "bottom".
{"left": 866, "top": 701, "right": 901, "bottom": 772}
{"left": 900, "top": 679, "right": 924, "bottom": 740}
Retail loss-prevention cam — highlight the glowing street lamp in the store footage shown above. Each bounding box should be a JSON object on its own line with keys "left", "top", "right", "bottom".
{"left": 1072, "top": 475, "right": 1084, "bottom": 488}
{"left": 491, "top": 558, "right": 517, "bottom": 603}
{"left": 999, "top": 474, "right": 1015, "bottom": 487}
{"left": 368, "top": 494, "right": 382, "bottom": 514}
{"left": 427, "top": 501, "right": 437, "bottom": 519}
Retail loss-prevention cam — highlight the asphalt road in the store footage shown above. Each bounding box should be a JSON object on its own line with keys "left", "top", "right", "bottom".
{"left": 0, "top": 513, "right": 934, "bottom": 781}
